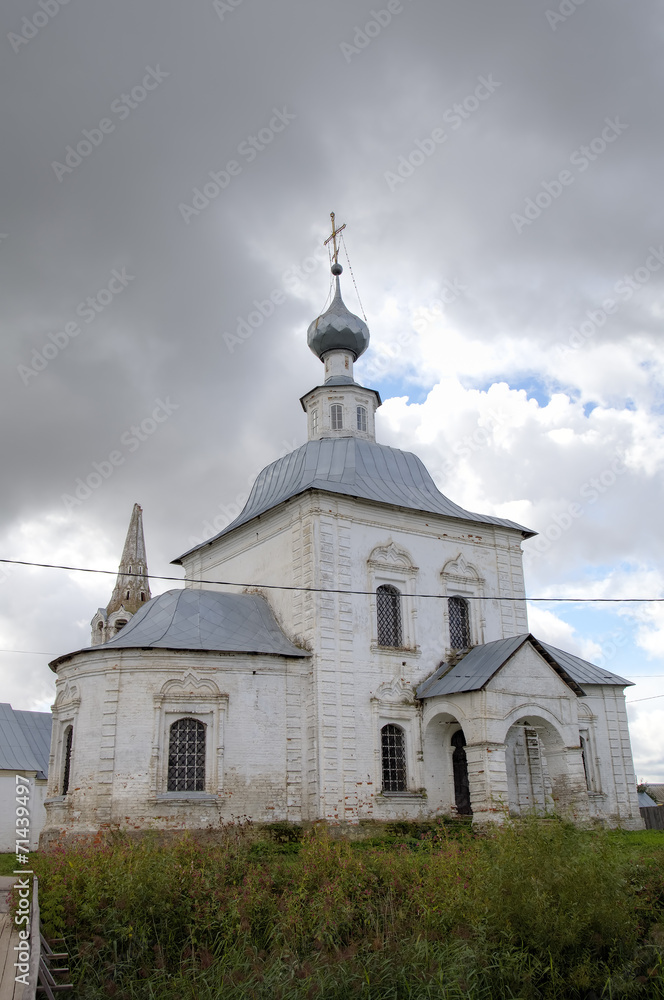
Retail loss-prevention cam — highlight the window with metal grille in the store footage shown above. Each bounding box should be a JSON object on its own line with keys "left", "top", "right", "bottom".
{"left": 356, "top": 405, "right": 367, "bottom": 432}
{"left": 376, "top": 585, "right": 402, "bottom": 646}
{"left": 381, "top": 724, "right": 407, "bottom": 792}
{"left": 311, "top": 408, "right": 319, "bottom": 434}
{"left": 330, "top": 403, "right": 343, "bottom": 430}
{"left": 167, "top": 717, "right": 206, "bottom": 792}
{"left": 62, "top": 725, "right": 73, "bottom": 795}
{"left": 448, "top": 596, "right": 470, "bottom": 649}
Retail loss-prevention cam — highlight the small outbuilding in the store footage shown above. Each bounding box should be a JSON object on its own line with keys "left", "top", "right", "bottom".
{"left": 0, "top": 702, "right": 52, "bottom": 851}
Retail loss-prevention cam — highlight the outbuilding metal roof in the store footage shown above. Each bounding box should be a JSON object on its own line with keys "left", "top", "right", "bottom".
{"left": 50, "top": 589, "right": 308, "bottom": 669}
{"left": 415, "top": 634, "right": 632, "bottom": 700}
{"left": 0, "top": 703, "right": 52, "bottom": 779}
{"left": 644, "top": 784, "right": 664, "bottom": 805}
{"left": 176, "top": 438, "right": 535, "bottom": 562}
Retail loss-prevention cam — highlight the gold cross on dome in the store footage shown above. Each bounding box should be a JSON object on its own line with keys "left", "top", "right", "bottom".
{"left": 323, "top": 211, "right": 346, "bottom": 265}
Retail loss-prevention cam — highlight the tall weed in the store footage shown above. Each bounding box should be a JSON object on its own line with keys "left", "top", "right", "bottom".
{"left": 33, "top": 822, "right": 664, "bottom": 999}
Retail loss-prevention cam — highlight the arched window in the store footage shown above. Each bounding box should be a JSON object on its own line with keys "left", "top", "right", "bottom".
{"left": 330, "top": 403, "right": 343, "bottom": 430}
{"left": 356, "top": 405, "right": 367, "bottom": 432}
{"left": 62, "top": 725, "right": 73, "bottom": 795}
{"left": 448, "top": 596, "right": 470, "bottom": 649}
{"left": 381, "top": 724, "right": 406, "bottom": 792}
{"left": 140, "top": 592, "right": 146, "bottom": 601}
{"left": 311, "top": 408, "right": 319, "bottom": 434}
{"left": 115, "top": 619, "right": 127, "bottom": 632}
{"left": 376, "top": 585, "right": 402, "bottom": 647}
{"left": 167, "top": 717, "right": 206, "bottom": 792}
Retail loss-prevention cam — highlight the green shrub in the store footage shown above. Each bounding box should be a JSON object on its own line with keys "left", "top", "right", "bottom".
{"left": 33, "top": 822, "right": 664, "bottom": 999}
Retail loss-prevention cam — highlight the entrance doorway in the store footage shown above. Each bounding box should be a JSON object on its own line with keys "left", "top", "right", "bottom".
{"left": 451, "top": 729, "right": 472, "bottom": 815}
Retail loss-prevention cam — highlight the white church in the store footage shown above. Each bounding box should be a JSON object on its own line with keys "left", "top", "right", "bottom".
{"left": 41, "top": 240, "right": 642, "bottom": 843}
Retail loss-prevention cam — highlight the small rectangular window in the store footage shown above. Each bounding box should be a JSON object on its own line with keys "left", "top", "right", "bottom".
{"left": 331, "top": 403, "right": 343, "bottom": 430}
{"left": 311, "top": 408, "right": 319, "bottom": 433}
{"left": 356, "top": 406, "right": 367, "bottom": 432}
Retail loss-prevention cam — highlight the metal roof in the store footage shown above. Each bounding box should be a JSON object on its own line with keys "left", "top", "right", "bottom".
{"left": 307, "top": 276, "right": 370, "bottom": 361}
{"left": 0, "top": 703, "right": 52, "bottom": 778}
{"left": 416, "top": 634, "right": 632, "bottom": 700}
{"left": 536, "top": 640, "right": 632, "bottom": 687}
{"left": 643, "top": 784, "right": 664, "bottom": 805}
{"left": 176, "top": 438, "right": 535, "bottom": 562}
{"left": 50, "top": 589, "right": 308, "bottom": 668}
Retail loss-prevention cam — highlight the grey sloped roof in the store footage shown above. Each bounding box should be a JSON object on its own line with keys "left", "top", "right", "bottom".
{"left": 175, "top": 438, "right": 535, "bottom": 562}
{"left": 536, "top": 640, "right": 632, "bottom": 687}
{"left": 0, "top": 703, "right": 52, "bottom": 778}
{"left": 50, "top": 589, "right": 307, "bottom": 668}
{"left": 416, "top": 634, "right": 632, "bottom": 700}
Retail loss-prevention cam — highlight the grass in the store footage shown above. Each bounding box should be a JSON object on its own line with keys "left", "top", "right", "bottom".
{"left": 0, "top": 853, "right": 21, "bottom": 876}
{"left": 28, "top": 821, "right": 664, "bottom": 999}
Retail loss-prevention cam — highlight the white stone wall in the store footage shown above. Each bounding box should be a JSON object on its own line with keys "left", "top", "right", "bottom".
{"left": 577, "top": 686, "right": 642, "bottom": 827}
{"left": 42, "top": 646, "right": 309, "bottom": 842}
{"left": 179, "top": 490, "right": 532, "bottom": 824}
{"left": 47, "top": 486, "right": 641, "bottom": 839}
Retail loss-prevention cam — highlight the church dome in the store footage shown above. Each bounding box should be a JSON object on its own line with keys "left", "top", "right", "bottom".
{"left": 307, "top": 270, "right": 370, "bottom": 361}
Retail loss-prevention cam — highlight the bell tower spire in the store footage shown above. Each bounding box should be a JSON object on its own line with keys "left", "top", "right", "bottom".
{"left": 91, "top": 503, "right": 151, "bottom": 644}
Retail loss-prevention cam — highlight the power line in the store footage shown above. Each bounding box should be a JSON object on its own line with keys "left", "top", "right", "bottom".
{"left": 1, "top": 557, "right": 663, "bottom": 603}
{"left": 0, "top": 649, "right": 58, "bottom": 656}
{"left": 627, "top": 694, "right": 664, "bottom": 704}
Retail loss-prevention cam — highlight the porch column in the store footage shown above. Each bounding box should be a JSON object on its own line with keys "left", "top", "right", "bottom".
{"left": 465, "top": 741, "right": 509, "bottom": 825}
{"left": 547, "top": 745, "right": 591, "bottom": 822}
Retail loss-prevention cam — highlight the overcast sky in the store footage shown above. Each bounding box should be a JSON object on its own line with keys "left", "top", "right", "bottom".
{"left": 1, "top": 0, "right": 662, "bottom": 781}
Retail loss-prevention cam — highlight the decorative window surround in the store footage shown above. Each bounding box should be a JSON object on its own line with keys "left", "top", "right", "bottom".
{"left": 440, "top": 554, "right": 485, "bottom": 650}
{"left": 368, "top": 542, "right": 419, "bottom": 652}
{"left": 371, "top": 677, "right": 422, "bottom": 795}
{"left": 49, "top": 682, "right": 80, "bottom": 798}
{"left": 152, "top": 674, "right": 228, "bottom": 796}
